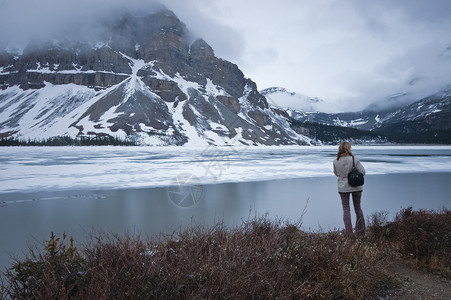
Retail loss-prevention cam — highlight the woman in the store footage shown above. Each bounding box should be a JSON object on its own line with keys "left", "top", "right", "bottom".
{"left": 333, "top": 142, "right": 366, "bottom": 235}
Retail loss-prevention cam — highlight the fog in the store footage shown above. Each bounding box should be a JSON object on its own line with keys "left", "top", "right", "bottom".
{"left": 0, "top": 0, "right": 165, "bottom": 47}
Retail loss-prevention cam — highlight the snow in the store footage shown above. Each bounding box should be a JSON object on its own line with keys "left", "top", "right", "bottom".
{"left": 35, "top": 81, "right": 125, "bottom": 139}
{"left": 170, "top": 72, "right": 202, "bottom": 95}
{"left": 333, "top": 117, "right": 368, "bottom": 127}
{"left": 164, "top": 93, "right": 207, "bottom": 147}
{"left": 120, "top": 53, "right": 145, "bottom": 76}
{"left": 0, "top": 65, "right": 13, "bottom": 74}
{"left": 203, "top": 130, "right": 226, "bottom": 145}
{"left": 0, "top": 145, "right": 450, "bottom": 194}
{"left": 180, "top": 125, "right": 208, "bottom": 147}
{"left": 0, "top": 82, "right": 98, "bottom": 139}
{"left": 25, "top": 69, "right": 129, "bottom": 76}
{"left": 263, "top": 88, "right": 325, "bottom": 112}
{"left": 349, "top": 118, "right": 368, "bottom": 126}
{"left": 333, "top": 118, "right": 347, "bottom": 127}
{"left": 135, "top": 131, "right": 166, "bottom": 146}
{"left": 205, "top": 79, "right": 229, "bottom": 97}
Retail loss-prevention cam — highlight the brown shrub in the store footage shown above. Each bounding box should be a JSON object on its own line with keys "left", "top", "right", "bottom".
{"left": 367, "top": 207, "right": 451, "bottom": 278}
{"left": 1, "top": 218, "right": 395, "bottom": 299}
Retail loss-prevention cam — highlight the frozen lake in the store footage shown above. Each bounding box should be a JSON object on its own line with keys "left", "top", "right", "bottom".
{"left": 1, "top": 145, "right": 451, "bottom": 193}
{"left": 1, "top": 145, "right": 451, "bottom": 269}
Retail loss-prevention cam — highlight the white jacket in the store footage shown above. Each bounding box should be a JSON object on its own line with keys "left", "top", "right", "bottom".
{"left": 333, "top": 155, "right": 366, "bottom": 193}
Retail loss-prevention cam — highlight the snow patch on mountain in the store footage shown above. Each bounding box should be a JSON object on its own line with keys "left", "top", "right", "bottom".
{"left": 260, "top": 87, "right": 325, "bottom": 112}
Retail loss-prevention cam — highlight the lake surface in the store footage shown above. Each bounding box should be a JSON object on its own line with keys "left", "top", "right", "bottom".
{"left": 1, "top": 145, "right": 451, "bottom": 269}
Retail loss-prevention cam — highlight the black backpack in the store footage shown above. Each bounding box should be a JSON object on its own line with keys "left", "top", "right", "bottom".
{"left": 348, "top": 156, "right": 364, "bottom": 187}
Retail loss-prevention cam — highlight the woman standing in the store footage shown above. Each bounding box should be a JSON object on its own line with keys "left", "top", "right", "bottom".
{"left": 333, "top": 142, "right": 366, "bottom": 235}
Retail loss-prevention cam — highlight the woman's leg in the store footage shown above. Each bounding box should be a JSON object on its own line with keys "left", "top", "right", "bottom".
{"left": 351, "top": 191, "right": 366, "bottom": 236}
{"left": 339, "top": 192, "right": 352, "bottom": 234}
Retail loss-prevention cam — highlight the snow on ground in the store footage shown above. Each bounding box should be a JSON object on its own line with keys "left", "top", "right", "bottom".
{"left": 0, "top": 83, "right": 98, "bottom": 139}
{"left": 0, "top": 145, "right": 450, "bottom": 194}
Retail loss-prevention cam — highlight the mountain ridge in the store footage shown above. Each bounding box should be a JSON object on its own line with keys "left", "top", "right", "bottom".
{"left": 0, "top": 8, "right": 309, "bottom": 146}
{"left": 269, "top": 85, "right": 451, "bottom": 144}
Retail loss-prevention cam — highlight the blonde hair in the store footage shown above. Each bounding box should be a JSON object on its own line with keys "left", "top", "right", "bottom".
{"left": 337, "top": 141, "right": 353, "bottom": 160}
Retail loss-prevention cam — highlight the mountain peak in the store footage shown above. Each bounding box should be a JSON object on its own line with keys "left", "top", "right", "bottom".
{"left": 0, "top": 8, "right": 309, "bottom": 146}
{"left": 261, "top": 87, "right": 295, "bottom": 96}
{"left": 190, "top": 39, "right": 215, "bottom": 58}
{"left": 260, "top": 86, "right": 324, "bottom": 112}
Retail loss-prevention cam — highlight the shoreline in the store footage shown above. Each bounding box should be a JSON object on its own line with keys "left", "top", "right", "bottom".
{"left": 2, "top": 170, "right": 451, "bottom": 197}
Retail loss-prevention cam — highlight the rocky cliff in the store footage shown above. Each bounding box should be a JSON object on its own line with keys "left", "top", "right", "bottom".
{"left": 0, "top": 8, "right": 308, "bottom": 146}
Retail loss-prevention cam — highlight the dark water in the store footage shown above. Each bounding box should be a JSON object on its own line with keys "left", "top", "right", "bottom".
{"left": 1, "top": 172, "right": 450, "bottom": 269}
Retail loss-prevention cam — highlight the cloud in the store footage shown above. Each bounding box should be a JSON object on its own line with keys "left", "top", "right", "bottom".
{"left": 0, "top": 0, "right": 165, "bottom": 47}
{"left": 166, "top": 0, "right": 451, "bottom": 112}
{"left": 1, "top": 0, "right": 450, "bottom": 112}
{"left": 0, "top": 0, "right": 245, "bottom": 60}
{"left": 163, "top": 0, "right": 245, "bottom": 62}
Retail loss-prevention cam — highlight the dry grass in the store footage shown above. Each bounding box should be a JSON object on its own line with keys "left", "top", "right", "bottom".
{"left": 367, "top": 207, "right": 451, "bottom": 278}
{"left": 0, "top": 216, "right": 397, "bottom": 299}
{"left": 4, "top": 207, "right": 449, "bottom": 299}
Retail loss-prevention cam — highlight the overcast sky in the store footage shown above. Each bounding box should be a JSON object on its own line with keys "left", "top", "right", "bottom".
{"left": 166, "top": 0, "right": 451, "bottom": 112}
{"left": 1, "top": 0, "right": 451, "bottom": 112}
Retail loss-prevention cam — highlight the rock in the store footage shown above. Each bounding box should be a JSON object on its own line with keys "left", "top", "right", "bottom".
{"left": 217, "top": 96, "right": 241, "bottom": 113}
{"left": 141, "top": 78, "right": 187, "bottom": 102}
{"left": 248, "top": 110, "right": 271, "bottom": 127}
{"left": 189, "top": 39, "right": 215, "bottom": 58}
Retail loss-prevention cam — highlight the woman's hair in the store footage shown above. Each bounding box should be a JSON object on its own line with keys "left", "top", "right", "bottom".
{"left": 337, "top": 141, "right": 353, "bottom": 160}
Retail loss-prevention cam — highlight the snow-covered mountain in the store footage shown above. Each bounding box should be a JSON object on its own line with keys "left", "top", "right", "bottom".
{"left": 288, "top": 86, "right": 451, "bottom": 132}
{"left": 259, "top": 82, "right": 451, "bottom": 143}
{"left": 0, "top": 8, "right": 310, "bottom": 146}
{"left": 284, "top": 85, "right": 451, "bottom": 143}
{"left": 260, "top": 87, "right": 324, "bottom": 112}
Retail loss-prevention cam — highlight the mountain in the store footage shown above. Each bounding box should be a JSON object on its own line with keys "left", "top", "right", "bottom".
{"left": 288, "top": 86, "right": 451, "bottom": 130}
{"left": 260, "top": 87, "right": 324, "bottom": 112}
{"left": 286, "top": 86, "right": 451, "bottom": 144}
{"left": 0, "top": 8, "right": 309, "bottom": 146}
{"left": 373, "top": 87, "right": 451, "bottom": 143}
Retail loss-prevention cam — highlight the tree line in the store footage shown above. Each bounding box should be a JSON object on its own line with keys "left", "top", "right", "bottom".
{"left": 0, "top": 135, "right": 138, "bottom": 146}
{"left": 289, "top": 119, "right": 451, "bottom": 144}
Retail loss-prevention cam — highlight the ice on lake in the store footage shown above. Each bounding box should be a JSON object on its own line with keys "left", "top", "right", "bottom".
{"left": 1, "top": 145, "right": 451, "bottom": 193}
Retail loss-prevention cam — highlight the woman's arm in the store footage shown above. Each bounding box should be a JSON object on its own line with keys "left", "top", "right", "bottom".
{"left": 333, "top": 160, "right": 339, "bottom": 177}
{"left": 356, "top": 159, "right": 366, "bottom": 176}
